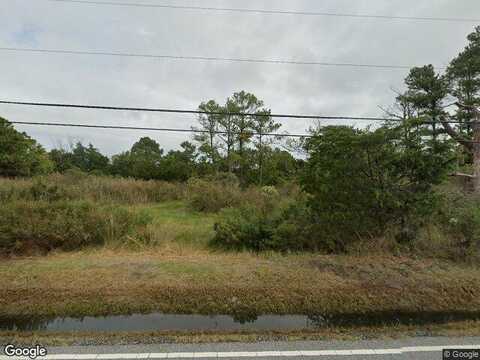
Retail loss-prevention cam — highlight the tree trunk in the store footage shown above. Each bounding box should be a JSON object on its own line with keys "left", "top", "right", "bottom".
{"left": 472, "top": 119, "right": 480, "bottom": 193}
{"left": 258, "top": 134, "right": 263, "bottom": 186}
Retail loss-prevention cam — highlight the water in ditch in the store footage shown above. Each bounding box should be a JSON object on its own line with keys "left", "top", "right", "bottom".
{"left": 1, "top": 312, "right": 479, "bottom": 332}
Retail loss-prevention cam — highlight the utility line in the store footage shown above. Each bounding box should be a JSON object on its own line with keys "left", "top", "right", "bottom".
{"left": 0, "top": 100, "right": 463, "bottom": 124}
{"left": 0, "top": 47, "right": 436, "bottom": 70}
{"left": 9, "top": 121, "right": 310, "bottom": 138}
{"left": 47, "top": 0, "right": 480, "bottom": 23}
{"left": 11, "top": 121, "right": 472, "bottom": 143}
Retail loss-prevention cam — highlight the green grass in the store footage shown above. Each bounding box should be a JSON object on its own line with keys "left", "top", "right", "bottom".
{"left": 137, "top": 201, "right": 217, "bottom": 249}
{"left": 2, "top": 199, "right": 480, "bottom": 336}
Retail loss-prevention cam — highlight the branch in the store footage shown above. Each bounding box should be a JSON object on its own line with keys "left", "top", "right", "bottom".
{"left": 439, "top": 115, "right": 474, "bottom": 152}
{"left": 377, "top": 105, "right": 403, "bottom": 120}
{"left": 456, "top": 102, "right": 480, "bottom": 117}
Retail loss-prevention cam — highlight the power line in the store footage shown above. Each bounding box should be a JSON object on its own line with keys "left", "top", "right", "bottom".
{"left": 10, "top": 121, "right": 311, "bottom": 138}
{"left": 11, "top": 121, "right": 472, "bottom": 143}
{"left": 0, "top": 100, "right": 463, "bottom": 124}
{"left": 0, "top": 100, "right": 404, "bottom": 122}
{"left": 0, "top": 47, "right": 435, "bottom": 70}
{"left": 48, "top": 0, "right": 480, "bottom": 23}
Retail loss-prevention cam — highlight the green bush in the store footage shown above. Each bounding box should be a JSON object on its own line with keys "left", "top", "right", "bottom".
{"left": 0, "top": 200, "right": 152, "bottom": 255}
{"left": 300, "top": 125, "right": 453, "bottom": 252}
{"left": 436, "top": 188, "right": 480, "bottom": 259}
{"left": 186, "top": 174, "right": 243, "bottom": 212}
{"left": 211, "top": 197, "right": 317, "bottom": 252}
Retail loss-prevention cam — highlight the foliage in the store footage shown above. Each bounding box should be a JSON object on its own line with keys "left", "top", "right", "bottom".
{"left": 186, "top": 173, "right": 242, "bottom": 212}
{"left": 192, "top": 91, "right": 283, "bottom": 184}
{"left": 111, "top": 137, "right": 163, "bottom": 180}
{"left": 300, "top": 125, "right": 453, "bottom": 251}
{"left": 211, "top": 193, "right": 313, "bottom": 251}
{"left": 111, "top": 138, "right": 197, "bottom": 182}
{"left": 49, "top": 142, "right": 109, "bottom": 174}
{"left": 0, "top": 173, "right": 184, "bottom": 204}
{"left": 435, "top": 187, "right": 480, "bottom": 260}
{"left": 0, "top": 117, "right": 53, "bottom": 177}
{"left": 194, "top": 100, "right": 222, "bottom": 169}
{"left": 159, "top": 142, "right": 198, "bottom": 181}
{"left": 446, "top": 26, "right": 480, "bottom": 125}
{"left": 0, "top": 200, "right": 152, "bottom": 255}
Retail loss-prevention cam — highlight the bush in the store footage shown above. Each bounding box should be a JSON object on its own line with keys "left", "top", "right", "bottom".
{"left": 211, "top": 195, "right": 317, "bottom": 252}
{"left": 435, "top": 187, "right": 480, "bottom": 260}
{"left": 0, "top": 200, "right": 152, "bottom": 255}
{"left": 186, "top": 174, "right": 243, "bottom": 212}
{"left": 300, "top": 125, "right": 453, "bottom": 252}
{"left": 212, "top": 206, "right": 274, "bottom": 250}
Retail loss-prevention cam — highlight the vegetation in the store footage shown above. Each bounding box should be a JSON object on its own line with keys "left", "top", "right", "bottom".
{"left": 0, "top": 200, "right": 151, "bottom": 255}
{"left": 0, "top": 117, "right": 53, "bottom": 177}
{"left": 1, "top": 248, "right": 480, "bottom": 320}
{"left": 1, "top": 26, "right": 480, "bottom": 334}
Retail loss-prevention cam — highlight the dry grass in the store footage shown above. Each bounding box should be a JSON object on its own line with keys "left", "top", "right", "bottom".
{"left": 0, "top": 174, "right": 185, "bottom": 204}
{"left": 1, "top": 248, "right": 480, "bottom": 319}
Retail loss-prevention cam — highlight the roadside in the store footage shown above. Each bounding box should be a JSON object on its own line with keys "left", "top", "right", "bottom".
{"left": 1, "top": 247, "right": 480, "bottom": 319}
{"left": 2, "top": 321, "right": 480, "bottom": 346}
{"left": 2, "top": 336, "right": 480, "bottom": 360}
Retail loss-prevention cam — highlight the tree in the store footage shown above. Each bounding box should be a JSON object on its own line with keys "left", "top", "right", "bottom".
{"left": 227, "top": 91, "right": 263, "bottom": 182}
{"left": 301, "top": 125, "right": 453, "bottom": 251}
{"left": 442, "top": 27, "right": 480, "bottom": 191}
{"left": 403, "top": 65, "right": 448, "bottom": 140}
{"left": 248, "top": 148, "right": 298, "bottom": 185}
{"left": 250, "top": 109, "right": 281, "bottom": 185}
{"left": 111, "top": 137, "right": 163, "bottom": 180}
{"left": 49, "top": 148, "right": 74, "bottom": 173}
{"left": 446, "top": 26, "right": 480, "bottom": 132}
{"left": 160, "top": 141, "right": 198, "bottom": 181}
{"left": 69, "top": 142, "right": 109, "bottom": 173}
{"left": 193, "top": 100, "right": 222, "bottom": 172}
{"left": 49, "top": 142, "right": 109, "bottom": 174}
{"left": 216, "top": 100, "right": 236, "bottom": 173}
{"left": 387, "top": 27, "right": 480, "bottom": 192}
{"left": 0, "top": 117, "right": 53, "bottom": 177}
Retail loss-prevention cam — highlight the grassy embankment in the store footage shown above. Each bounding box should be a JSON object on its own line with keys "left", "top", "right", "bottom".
{"left": 2, "top": 201, "right": 480, "bottom": 317}
{"left": 1, "top": 174, "right": 480, "bottom": 340}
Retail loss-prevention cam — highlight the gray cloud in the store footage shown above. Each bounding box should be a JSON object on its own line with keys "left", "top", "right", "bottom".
{"left": 1, "top": 0, "right": 478, "bottom": 155}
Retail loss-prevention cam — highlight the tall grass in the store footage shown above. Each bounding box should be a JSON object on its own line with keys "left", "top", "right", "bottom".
{"left": 0, "top": 200, "right": 152, "bottom": 255}
{"left": 0, "top": 171, "right": 185, "bottom": 204}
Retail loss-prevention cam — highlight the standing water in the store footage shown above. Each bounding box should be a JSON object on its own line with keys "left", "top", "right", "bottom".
{"left": 1, "top": 312, "right": 479, "bottom": 332}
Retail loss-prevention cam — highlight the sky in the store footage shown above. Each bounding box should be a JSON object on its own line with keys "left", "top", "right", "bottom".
{"left": 0, "top": 0, "right": 479, "bottom": 155}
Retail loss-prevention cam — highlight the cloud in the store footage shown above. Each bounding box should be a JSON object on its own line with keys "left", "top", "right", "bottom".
{"left": 0, "top": 0, "right": 478, "bottom": 155}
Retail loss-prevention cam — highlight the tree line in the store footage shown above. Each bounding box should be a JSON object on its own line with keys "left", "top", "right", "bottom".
{"left": 0, "top": 90, "right": 299, "bottom": 185}
{"left": 1, "top": 26, "right": 479, "bottom": 192}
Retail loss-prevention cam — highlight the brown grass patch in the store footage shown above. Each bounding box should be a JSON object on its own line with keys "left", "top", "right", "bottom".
{"left": 1, "top": 250, "right": 480, "bottom": 319}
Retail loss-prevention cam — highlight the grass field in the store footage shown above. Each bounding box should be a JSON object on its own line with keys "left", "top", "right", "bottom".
{"left": 1, "top": 201, "right": 480, "bottom": 320}
{"left": 2, "top": 199, "right": 480, "bottom": 344}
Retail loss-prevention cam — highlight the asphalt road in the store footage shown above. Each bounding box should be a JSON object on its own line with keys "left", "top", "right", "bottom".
{"left": 2, "top": 336, "right": 480, "bottom": 359}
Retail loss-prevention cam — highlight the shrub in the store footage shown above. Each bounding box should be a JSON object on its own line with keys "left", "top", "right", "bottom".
{"left": 186, "top": 174, "right": 243, "bottom": 212}
{"left": 212, "top": 206, "right": 273, "bottom": 250}
{"left": 300, "top": 125, "right": 453, "bottom": 251}
{"left": 0, "top": 200, "right": 152, "bottom": 255}
{"left": 211, "top": 196, "right": 317, "bottom": 252}
{"left": 435, "top": 187, "right": 480, "bottom": 260}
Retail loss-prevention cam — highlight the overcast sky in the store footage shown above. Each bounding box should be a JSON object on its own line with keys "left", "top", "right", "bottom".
{"left": 1, "top": 0, "right": 479, "bottom": 155}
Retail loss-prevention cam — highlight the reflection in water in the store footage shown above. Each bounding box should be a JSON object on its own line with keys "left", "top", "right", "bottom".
{"left": 0, "top": 314, "right": 307, "bottom": 332}
{"left": 1, "top": 311, "right": 480, "bottom": 332}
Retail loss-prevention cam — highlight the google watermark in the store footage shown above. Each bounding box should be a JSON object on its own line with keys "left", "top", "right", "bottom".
{"left": 444, "top": 349, "right": 480, "bottom": 360}
{"left": 3, "top": 344, "right": 47, "bottom": 359}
